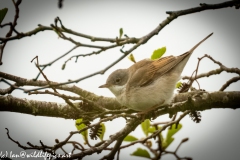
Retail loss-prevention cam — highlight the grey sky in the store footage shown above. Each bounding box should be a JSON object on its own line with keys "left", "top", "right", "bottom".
{"left": 0, "top": 1, "right": 240, "bottom": 160}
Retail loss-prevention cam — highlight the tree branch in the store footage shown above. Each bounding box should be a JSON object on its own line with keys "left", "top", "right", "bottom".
{"left": 1, "top": 1, "right": 240, "bottom": 159}
{"left": 2, "top": 1, "right": 239, "bottom": 90}
{"left": 182, "top": 54, "right": 240, "bottom": 91}
{"left": 1, "top": 91, "right": 239, "bottom": 119}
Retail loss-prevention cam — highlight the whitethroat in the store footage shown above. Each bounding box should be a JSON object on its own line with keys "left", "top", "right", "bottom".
{"left": 99, "top": 33, "right": 213, "bottom": 111}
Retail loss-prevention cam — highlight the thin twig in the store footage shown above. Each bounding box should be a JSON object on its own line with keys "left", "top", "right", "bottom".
{"left": 0, "top": 0, "right": 22, "bottom": 65}
{"left": 182, "top": 54, "right": 240, "bottom": 91}
{"left": 219, "top": 76, "right": 240, "bottom": 91}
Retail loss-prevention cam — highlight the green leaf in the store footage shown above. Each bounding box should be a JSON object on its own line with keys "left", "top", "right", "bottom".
{"left": 162, "top": 124, "right": 182, "bottom": 149}
{"left": 128, "top": 53, "right": 136, "bottom": 63}
{"left": 131, "top": 148, "right": 151, "bottom": 159}
{"left": 162, "top": 136, "right": 174, "bottom": 150}
{"left": 167, "top": 123, "right": 182, "bottom": 138}
{"left": 98, "top": 123, "right": 106, "bottom": 141}
{"left": 123, "top": 135, "right": 138, "bottom": 142}
{"left": 75, "top": 119, "right": 88, "bottom": 142}
{"left": 0, "top": 8, "right": 8, "bottom": 24}
{"left": 141, "top": 119, "right": 150, "bottom": 136}
{"left": 147, "top": 126, "right": 156, "bottom": 133}
{"left": 148, "top": 126, "right": 161, "bottom": 133}
{"left": 119, "top": 28, "right": 123, "bottom": 39}
{"left": 176, "top": 81, "right": 182, "bottom": 88}
{"left": 151, "top": 46, "right": 166, "bottom": 60}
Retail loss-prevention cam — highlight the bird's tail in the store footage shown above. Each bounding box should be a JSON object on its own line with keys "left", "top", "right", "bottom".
{"left": 189, "top": 32, "right": 213, "bottom": 54}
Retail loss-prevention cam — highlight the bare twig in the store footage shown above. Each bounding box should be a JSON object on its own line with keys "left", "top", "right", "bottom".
{"left": 2, "top": 1, "right": 238, "bottom": 91}
{"left": 0, "top": 0, "right": 22, "bottom": 65}
{"left": 26, "top": 0, "right": 240, "bottom": 91}
{"left": 120, "top": 111, "right": 190, "bottom": 150}
{"left": 182, "top": 54, "right": 240, "bottom": 91}
{"left": 219, "top": 76, "right": 240, "bottom": 91}
{"left": 5, "top": 128, "right": 53, "bottom": 153}
{"left": 0, "top": 78, "right": 25, "bottom": 95}
{"left": 1, "top": 1, "right": 240, "bottom": 159}
{"left": 33, "top": 45, "right": 79, "bottom": 80}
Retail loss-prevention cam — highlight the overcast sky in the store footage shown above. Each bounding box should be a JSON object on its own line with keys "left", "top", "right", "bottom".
{"left": 0, "top": 1, "right": 240, "bottom": 160}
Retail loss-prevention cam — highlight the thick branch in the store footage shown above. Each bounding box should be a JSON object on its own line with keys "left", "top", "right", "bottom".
{"left": 0, "top": 71, "right": 121, "bottom": 110}
{"left": 1, "top": 91, "right": 239, "bottom": 119}
{"left": 166, "top": 0, "right": 240, "bottom": 15}
{"left": 0, "top": 95, "right": 80, "bottom": 119}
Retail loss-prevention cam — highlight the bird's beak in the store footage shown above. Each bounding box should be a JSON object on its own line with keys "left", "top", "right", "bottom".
{"left": 99, "top": 84, "right": 109, "bottom": 88}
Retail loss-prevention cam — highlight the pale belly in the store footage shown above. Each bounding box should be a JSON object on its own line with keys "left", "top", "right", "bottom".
{"left": 117, "top": 73, "right": 179, "bottom": 111}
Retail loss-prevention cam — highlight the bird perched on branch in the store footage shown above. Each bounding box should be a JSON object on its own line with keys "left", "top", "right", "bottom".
{"left": 99, "top": 33, "right": 213, "bottom": 111}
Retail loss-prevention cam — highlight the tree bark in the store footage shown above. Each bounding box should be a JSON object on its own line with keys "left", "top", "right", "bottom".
{"left": 1, "top": 91, "right": 239, "bottom": 119}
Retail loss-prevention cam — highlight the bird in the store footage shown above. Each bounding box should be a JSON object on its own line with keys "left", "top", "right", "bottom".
{"left": 99, "top": 33, "right": 213, "bottom": 111}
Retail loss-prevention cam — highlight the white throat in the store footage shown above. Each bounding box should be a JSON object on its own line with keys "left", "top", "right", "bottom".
{"left": 108, "top": 84, "right": 126, "bottom": 97}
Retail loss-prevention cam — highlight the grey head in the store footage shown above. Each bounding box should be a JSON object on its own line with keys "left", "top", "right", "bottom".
{"left": 99, "top": 69, "right": 129, "bottom": 96}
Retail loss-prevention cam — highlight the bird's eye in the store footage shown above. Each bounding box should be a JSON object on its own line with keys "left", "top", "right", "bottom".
{"left": 115, "top": 78, "right": 121, "bottom": 83}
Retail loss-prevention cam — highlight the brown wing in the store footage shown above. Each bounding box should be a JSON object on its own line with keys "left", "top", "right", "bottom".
{"left": 151, "top": 52, "right": 191, "bottom": 78}
{"left": 127, "top": 59, "right": 153, "bottom": 87}
{"left": 147, "top": 33, "right": 214, "bottom": 84}
{"left": 128, "top": 32, "right": 213, "bottom": 88}
{"left": 128, "top": 54, "right": 189, "bottom": 88}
